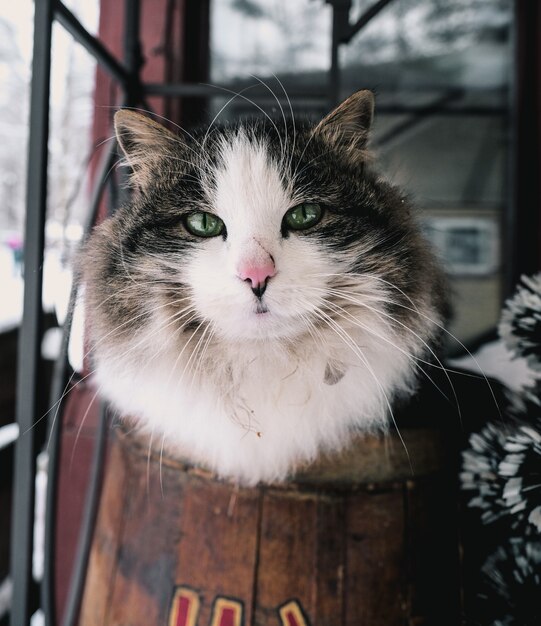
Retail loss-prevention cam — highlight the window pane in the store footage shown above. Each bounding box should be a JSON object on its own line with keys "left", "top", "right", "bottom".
{"left": 211, "top": 0, "right": 331, "bottom": 81}
{"left": 346, "top": 0, "right": 512, "bottom": 349}
{"left": 209, "top": 0, "right": 513, "bottom": 350}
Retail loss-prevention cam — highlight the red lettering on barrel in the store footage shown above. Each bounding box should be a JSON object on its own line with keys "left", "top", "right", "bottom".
{"left": 169, "top": 587, "right": 200, "bottom": 626}
{"left": 278, "top": 600, "right": 310, "bottom": 626}
{"left": 210, "top": 598, "right": 243, "bottom": 626}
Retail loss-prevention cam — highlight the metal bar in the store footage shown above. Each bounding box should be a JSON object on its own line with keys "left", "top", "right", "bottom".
{"left": 117, "top": 0, "right": 143, "bottom": 206}
{"left": 179, "top": 0, "right": 211, "bottom": 127}
{"left": 143, "top": 82, "right": 329, "bottom": 99}
{"left": 10, "top": 0, "right": 54, "bottom": 624}
{"left": 329, "top": 0, "right": 351, "bottom": 106}
{"left": 327, "top": 0, "right": 395, "bottom": 106}
{"left": 376, "top": 104, "right": 505, "bottom": 116}
{"left": 144, "top": 81, "right": 505, "bottom": 115}
{"left": 54, "top": 0, "right": 129, "bottom": 87}
{"left": 507, "top": 0, "right": 539, "bottom": 294}
{"left": 375, "top": 90, "right": 464, "bottom": 147}
{"left": 51, "top": 7, "right": 140, "bottom": 621}
{"left": 41, "top": 140, "right": 118, "bottom": 626}
{"left": 345, "top": 0, "right": 395, "bottom": 43}
{"left": 503, "top": 2, "right": 518, "bottom": 300}
{"left": 60, "top": 405, "right": 108, "bottom": 626}
{"left": 123, "top": 0, "right": 144, "bottom": 105}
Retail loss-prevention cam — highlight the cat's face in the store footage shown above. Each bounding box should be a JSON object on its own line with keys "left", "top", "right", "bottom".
{"left": 86, "top": 91, "right": 442, "bottom": 350}
{"left": 180, "top": 129, "right": 353, "bottom": 341}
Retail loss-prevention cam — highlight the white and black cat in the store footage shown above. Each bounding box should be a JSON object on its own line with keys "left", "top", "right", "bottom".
{"left": 82, "top": 90, "right": 447, "bottom": 484}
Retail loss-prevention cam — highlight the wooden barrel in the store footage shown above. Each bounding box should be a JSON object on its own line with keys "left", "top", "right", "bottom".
{"left": 79, "top": 425, "right": 462, "bottom": 626}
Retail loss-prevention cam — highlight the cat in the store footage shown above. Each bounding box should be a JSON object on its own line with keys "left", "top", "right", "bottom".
{"left": 81, "top": 90, "right": 447, "bottom": 485}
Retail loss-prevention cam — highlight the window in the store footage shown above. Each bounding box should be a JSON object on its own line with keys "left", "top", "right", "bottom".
{"left": 209, "top": 0, "right": 513, "bottom": 351}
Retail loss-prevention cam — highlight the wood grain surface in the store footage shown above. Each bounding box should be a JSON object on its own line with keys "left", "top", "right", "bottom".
{"left": 79, "top": 426, "right": 461, "bottom": 626}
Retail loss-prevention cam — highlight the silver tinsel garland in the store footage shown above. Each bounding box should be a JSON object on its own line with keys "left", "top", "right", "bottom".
{"left": 461, "top": 273, "right": 541, "bottom": 625}
{"left": 499, "top": 273, "right": 541, "bottom": 371}
{"left": 480, "top": 538, "right": 541, "bottom": 626}
{"left": 461, "top": 419, "right": 541, "bottom": 533}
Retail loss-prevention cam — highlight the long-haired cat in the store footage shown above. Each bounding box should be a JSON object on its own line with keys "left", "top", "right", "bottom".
{"left": 82, "top": 90, "right": 447, "bottom": 485}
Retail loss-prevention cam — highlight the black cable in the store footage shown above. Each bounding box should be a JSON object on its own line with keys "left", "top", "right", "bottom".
{"left": 41, "top": 141, "right": 118, "bottom": 626}
{"left": 44, "top": 0, "right": 145, "bottom": 619}
{"left": 41, "top": 284, "right": 76, "bottom": 626}
{"left": 60, "top": 403, "right": 108, "bottom": 626}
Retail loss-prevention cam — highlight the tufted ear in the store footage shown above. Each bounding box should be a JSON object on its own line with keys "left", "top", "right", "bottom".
{"left": 313, "top": 90, "right": 374, "bottom": 157}
{"left": 114, "top": 109, "right": 180, "bottom": 189}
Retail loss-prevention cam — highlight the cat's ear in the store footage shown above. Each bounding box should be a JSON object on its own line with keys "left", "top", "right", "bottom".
{"left": 314, "top": 90, "right": 374, "bottom": 156}
{"left": 114, "top": 110, "right": 179, "bottom": 188}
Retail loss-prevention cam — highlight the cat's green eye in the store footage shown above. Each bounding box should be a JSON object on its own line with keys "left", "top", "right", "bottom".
{"left": 284, "top": 203, "right": 322, "bottom": 231}
{"left": 185, "top": 211, "right": 225, "bottom": 238}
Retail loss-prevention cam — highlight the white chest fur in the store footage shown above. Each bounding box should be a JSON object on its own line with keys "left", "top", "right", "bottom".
{"left": 94, "top": 319, "right": 415, "bottom": 485}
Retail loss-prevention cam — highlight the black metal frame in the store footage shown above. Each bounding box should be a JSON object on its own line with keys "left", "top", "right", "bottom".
{"left": 9, "top": 0, "right": 518, "bottom": 624}
{"left": 10, "top": 2, "right": 145, "bottom": 624}
{"left": 10, "top": 1, "right": 54, "bottom": 623}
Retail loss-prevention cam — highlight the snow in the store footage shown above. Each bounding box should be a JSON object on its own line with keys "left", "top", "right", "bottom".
{"left": 0, "top": 245, "right": 24, "bottom": 333}
{"left": 449, "top": 340, "right": 537, "bottom": 392}
{"left": 0, "top": 242, "right": 84, "bottom": 371}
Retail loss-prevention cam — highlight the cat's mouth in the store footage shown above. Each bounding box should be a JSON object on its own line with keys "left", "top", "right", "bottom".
{"left": 255, "top": 302, "right": 269, "bottom": 315}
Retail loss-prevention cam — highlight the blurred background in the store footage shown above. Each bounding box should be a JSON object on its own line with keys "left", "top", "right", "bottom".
{"left": 0, "top": 0, "right": 514, "bottom": 349}
{"left": 0, "top": 0, "right": 536, "bottom": 624}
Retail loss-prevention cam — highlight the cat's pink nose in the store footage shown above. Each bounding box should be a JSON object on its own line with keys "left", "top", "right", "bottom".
{"left": 238, "top": 262, "right": 276, "bottom": 298}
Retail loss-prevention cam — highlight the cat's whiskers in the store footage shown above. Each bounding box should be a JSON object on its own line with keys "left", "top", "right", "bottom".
{"left": 189, "top": 323, "right": 216, "bottom": 394}
{"left": 291, "top": 145, "right": 340, "bottom": 184}
{"left": 115, "top": 106, "right": 203, "bottom": 149}
{"left": 87, "top": 278, "right": 188, "bottom": 312}
{"left": 171, "top": 321, "right": 210, "bottom": 390}
{"left": 273, "top": 73, "right": 297, "bottom": 178}
{"left": 37, "top": 300, "right": 199, "bottom": 442}
{"left": 311, "top": 306, "right": 412, "bottom": 470}
{"left": 313, "top": 285, "right": 463, "bottom": 423}
{"left": 159, "top": 431, "right": 167, "bottom": 499}
{"left": 87, "top": 296, "right": 196, "bottom": 360}
{"left": 118, "top": 235, "right": 138, "bottom": 284}
{"left": 67, "top": 384, "right": 102, "bottom": 470}
{"left": 315, "top": 297, "right": 452, "bottom": 405}
{"left": 62, "top": 306, "right": 204, "bottom": 465}
{"left": 94, "top": 133, "right": 119, "bottom": 150}
{"left": 202, "top": 83, "right": 261, "bottom": 151}
{"left": 146, "top": 425, "right": 156, "bottom": 502}
{"left": 114, "top": 128, "right": 197, "bottom": 163}
{"left": 311, "top": 272, "right": 422, "bottom": 312}
{"left": 326, "top": 279, "right": 499, "bottom": 403}
{"left": 156, "top": 301, "right": 213, "bottom": 400}
{"left": 115, "top": 127, "right": 206, "bottom": 184}
{"left": 299, "top": 311, "right": 326, "bottom": 349}
{"left": 249, "top": 75, "right": 289, "bottom": 172}
{"left": 312, "top": 270, "right": 500, "bottom": 413}
{"left": 170, "top": 320, "right": 211, "bottom": 399}
{"left": 311, "top": 308, "right": 385, "bottom": 404}
{"left": 325, "top": 287, "right": 493, "bottom": 379}
{"left": 202, "top": 82, "right": 286, "bottom": 160}
{"left": 153, "top": 153, "right": 210, "bottom": 181}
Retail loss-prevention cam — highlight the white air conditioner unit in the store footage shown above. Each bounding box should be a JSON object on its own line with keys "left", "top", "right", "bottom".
{"left": 422, "top": 216, "right": 499, "bottom": 276}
